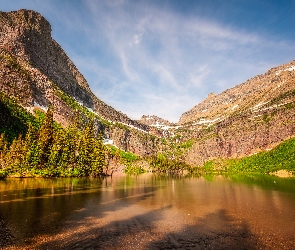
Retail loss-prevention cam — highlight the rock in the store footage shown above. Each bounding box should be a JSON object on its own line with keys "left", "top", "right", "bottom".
{"left": 0, "top": 9, "right": 160, "bottom": 156}
{"left": 0, "top": 219, "right": 14, "bottom": 247}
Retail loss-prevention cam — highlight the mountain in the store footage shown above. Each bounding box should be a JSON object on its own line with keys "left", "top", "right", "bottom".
{"left": 1, "top": 9, "right": 295, "bottom": 169}
{"left": 0, "top": 9, "right": 163, "bottom": 156}
{"left": 177, "top": 60, "right": 295, "bottom": 165}
{"left": 179, "top": 62, "right": 295, "bottom": 125}
{"left": 139, "top": 115, "right": 176, "bottom": 128}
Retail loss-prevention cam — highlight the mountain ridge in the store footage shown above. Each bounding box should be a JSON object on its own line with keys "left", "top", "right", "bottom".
{"left": 178, "top": 60, "right": 295, "bottom": 124}
{"left": 0, "top": 9, "right": 146, "bottom": 127}
{"left": 0, "top": 9, "right": 165, "bottom": 157}
{"left": 1, "top": 9, "right": 295, "bottom": 168}
{"left": 179, "top": 60, "right": 295, "bottom": 125}
{"left": 176, "top": 59, "right": 295, "bottom": 165}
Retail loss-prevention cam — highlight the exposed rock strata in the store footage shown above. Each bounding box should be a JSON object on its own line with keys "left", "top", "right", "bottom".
{"left": 1, "top": 9, "right": 295, "bottom": 165}
{"left": 179, "top": 61, "right": 295, "bottom": 125}
{"left": 139, "top": 115, "right": 174, "bottom": 127}
{"left": 0, "top": 9, "right": 159, "bottom": 156}
{"left": 179, "top": 60, "right": 295, "bottom": 165}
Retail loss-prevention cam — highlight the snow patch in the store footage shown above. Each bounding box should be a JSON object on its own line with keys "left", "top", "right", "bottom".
{"left": 150, "top": 123, "right": 182, "bottom": 130}
{"left": 231, "top": 104, "right": 238, "bottom": 110}
{"left": 253, "top": 102, "right": 289, "bottom": 113}
{"left": 103, "top": 138, "right": 114, "bottom": 145}
{"left": 119, "top": 122, "right": 150, "bottom": 134}
{"left": 34, "top": 101, "right": 48, "bottom": 111}
{"left": 286, "top": 65, "right": 295, "bottom": 71}
{"left": 192, "top": 117, "right": 221, "bottom": 126}
{"left": 252, "top": 102, "right": 268, "bottom": 111}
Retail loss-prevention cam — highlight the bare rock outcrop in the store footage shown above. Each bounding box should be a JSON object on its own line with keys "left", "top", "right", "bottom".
{"left": 2, "top": 9, "right": 295, "bottom": 165}
{"left": 0, "top": 9, "right": 158, "bottom": 156}
{"left": 179, "top": 61, "right": 295, "bottom": 165}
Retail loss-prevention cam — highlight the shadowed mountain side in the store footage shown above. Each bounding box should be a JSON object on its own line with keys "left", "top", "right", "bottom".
{"left": 0, "top": 99, "right": 28, "bottom": 141}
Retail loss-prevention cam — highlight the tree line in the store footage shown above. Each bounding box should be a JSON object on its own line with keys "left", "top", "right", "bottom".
{"left": 0, "top": 106, "right": 106, "bottom": 178}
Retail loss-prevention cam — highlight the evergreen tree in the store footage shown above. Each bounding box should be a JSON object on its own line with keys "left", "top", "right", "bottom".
{"left": 0, "top": 133, "right": 8, "bottom": 169}
{"left": 0, "top": 105, "right": 108, "bottom": 178}
{"left": 0, "top": 133, "right": 7, "bottom": 151}
{"left": 38, "top": 106, "right": 54, "bottom": 167}
{"left": 77, "top": 119, "right": 95, "bottom": 176}
{"left": 46, "top": 128, "right": 64, "bottom": 175}
{"left": 92, "top": 130, "right": 105, "bottom": 175}
{"left": 5, "top": 135, "right": 25, "bottom": 175}
{"left": 60, "top": 123, "right": 79, "bottom": 171}
{"left": 23, "top": 124, "right": 40, "bottom": 170}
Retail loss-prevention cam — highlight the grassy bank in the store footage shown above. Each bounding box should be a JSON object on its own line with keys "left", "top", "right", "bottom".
{"left": 202, "top": 137, "right": 295, "bottom": 176}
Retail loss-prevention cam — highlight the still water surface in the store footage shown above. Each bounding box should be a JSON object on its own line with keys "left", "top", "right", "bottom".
{"left": 0, "top": 173, "right": 295, "bottom": 249}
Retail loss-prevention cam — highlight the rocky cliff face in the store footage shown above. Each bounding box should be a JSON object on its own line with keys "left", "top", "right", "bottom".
{"left": 0, "top": 9, "right": 93, "bottom": 107}
{"left": 178, "top": 61, "right": 295, "bottom": 165}
{"left": 0, "top": 9, "right": 160, "bottom": 156}
{"left": 2, "top": 9, "right": 295, "bottom": 166}
{"left": 139, "top": 115, "right": 175, "bottom": 127}
{"left": 179, "top": 62, "right": 295, "bottom": 125}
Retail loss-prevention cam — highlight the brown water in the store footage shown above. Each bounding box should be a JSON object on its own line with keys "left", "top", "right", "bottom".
{"left": 0, "top": 173, "right": 295, "bottom": 249}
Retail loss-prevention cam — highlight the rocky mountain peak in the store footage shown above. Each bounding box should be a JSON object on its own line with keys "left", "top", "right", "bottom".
{"left": 139, "top": 115, "right": 174, "bottom": 128}
{"left": 2, "top": 9, "right": 295, "bottom": 166}
{"left": 178, "top": 60, "right": 295, "bottom": 126}
{"left": 1, "top": 9, "right": 93, "bottom": 107}
{"left": 0, "top": 9, "right": 51, "bottom": 32}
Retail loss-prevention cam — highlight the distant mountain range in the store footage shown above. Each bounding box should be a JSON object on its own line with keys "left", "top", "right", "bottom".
{"left": 1, "top": 9, "right": 295, "bottom": 167}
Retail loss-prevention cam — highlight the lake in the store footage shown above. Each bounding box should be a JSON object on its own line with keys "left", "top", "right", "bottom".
{"left": 0, "top": 173, "right": 295, "bottom": 249}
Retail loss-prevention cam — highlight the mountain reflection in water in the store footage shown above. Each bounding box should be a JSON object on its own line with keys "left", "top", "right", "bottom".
{"left": 0, "top": 174, "right": 295, "bottom": 249}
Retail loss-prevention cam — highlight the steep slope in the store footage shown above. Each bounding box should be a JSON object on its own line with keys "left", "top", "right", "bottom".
{"left": 0, "top": 9, "right": 147, "bottom": 127}
{"left": 2, "top": 9, "right": 295, "bottom": 168}
{"left": 179, "top": 61, "right": 295, "bottom": 126}
{"left": 0, "top": 9, "right": 163, "bottom": 156}
{"left": 139, "top": 115, "right": 176, "bottom": 128}
{"left": 178, "top": 60, "right": 295, "bottom": 165}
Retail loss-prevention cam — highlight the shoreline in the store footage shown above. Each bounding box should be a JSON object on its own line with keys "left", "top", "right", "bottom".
{"left": 0, "top": 219, "right": 14, "bottom": 248}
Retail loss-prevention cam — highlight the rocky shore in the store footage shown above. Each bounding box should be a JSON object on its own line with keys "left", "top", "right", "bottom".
{"left": 0, "top": 219, "right": 14, "bottom": 248}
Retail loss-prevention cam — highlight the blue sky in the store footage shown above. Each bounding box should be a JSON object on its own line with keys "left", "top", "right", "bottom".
{"left": 1, "top": 0, "right": 295, "bottom": 122}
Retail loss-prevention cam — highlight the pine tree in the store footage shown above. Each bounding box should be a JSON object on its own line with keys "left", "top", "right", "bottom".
{"left": 46, "top": 128, "right": 64, "bottom": 176}
{"left": 92, "top": 130, "right": 105, "bottom": 176}
{"left": 23, "top": 124, "right": 40, "bottom": 171}
{"left": 38, "top": 106, "right": 54, "bottom": 167}
{"left": 77, "top": 119, "right": 95, "bottom": 176}
{"left": 5, "top": 135, "right": 25, "bottom": 175}
{"left": 0, "top": 133, "right": 8, "bottom": 169}
{"left": 60, "top": 124, "right": 78, "bottom": 172}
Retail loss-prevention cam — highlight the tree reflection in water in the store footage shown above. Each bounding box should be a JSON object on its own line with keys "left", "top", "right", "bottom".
{"left": 0, "top": 174, "right": 295, "bottom": 249}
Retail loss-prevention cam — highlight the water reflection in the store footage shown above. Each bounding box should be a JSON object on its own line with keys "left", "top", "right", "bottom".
{"left": 0, "top": 174, "right": 295, "bottom": 249}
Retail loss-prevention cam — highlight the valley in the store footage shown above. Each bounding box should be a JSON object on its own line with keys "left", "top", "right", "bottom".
{"left": 0, "top": 9, "right": 295, "bottom": 177}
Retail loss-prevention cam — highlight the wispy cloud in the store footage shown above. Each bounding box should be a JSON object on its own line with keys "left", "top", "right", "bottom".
{"left": 3, "top": 0, "right": 294, "bottom": 122}
{"left": 80, "top": 0, "right": 287, "bottom": 122}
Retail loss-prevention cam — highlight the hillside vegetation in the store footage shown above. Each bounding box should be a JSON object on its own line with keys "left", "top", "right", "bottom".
{"left": 202, "top": 137, "right": 295, "bottom": 176}
{"left": 0, "top": 94, "right": 105, "bottom": 178}
{"left": 1, "top": 9, "right": 295, "bottom": 177}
